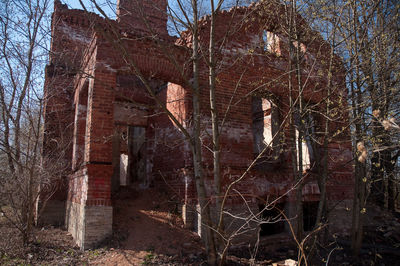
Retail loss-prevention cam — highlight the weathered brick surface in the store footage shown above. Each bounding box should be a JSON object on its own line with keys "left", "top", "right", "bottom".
{"left": 42, "top": 0, "right": 354, "bottom": 248}
{"left": 117, "top": 0, "right": 168, "bottom": 37}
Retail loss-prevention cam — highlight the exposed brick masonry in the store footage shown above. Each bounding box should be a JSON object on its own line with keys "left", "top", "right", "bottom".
{"left": 42, "top": 0, "right": 354, "bottom": 248}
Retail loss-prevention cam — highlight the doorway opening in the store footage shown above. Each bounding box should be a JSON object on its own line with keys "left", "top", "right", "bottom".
{"left": 127, "top": 126, "right": 146, "bottom": 184}
{"left": 259, "top": 202, "right": 286, "bottom": 236}
{"left": 303, "top": 201, "right": 318, "bottom": 232}
{"left": 113, "top": 125, "right": 147, "bottom": 189}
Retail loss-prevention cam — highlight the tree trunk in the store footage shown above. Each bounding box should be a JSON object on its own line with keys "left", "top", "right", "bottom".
{"left": 191, "top": 1, "right": 217, "bottom": 264}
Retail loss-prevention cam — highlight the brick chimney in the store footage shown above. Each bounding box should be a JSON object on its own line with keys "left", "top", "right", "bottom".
{"left": 117, "top": 0, "right": 168, "bottom": 37}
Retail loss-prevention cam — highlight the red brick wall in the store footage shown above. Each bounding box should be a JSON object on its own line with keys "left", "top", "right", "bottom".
{"left": 45, "top": 0, "right": 354, "bottom": 228}
{"left": 151, "top": 84, "right": 192, "bottom": 199}
{"left": 117, "top": 0, "right": 168, "bottom": 37}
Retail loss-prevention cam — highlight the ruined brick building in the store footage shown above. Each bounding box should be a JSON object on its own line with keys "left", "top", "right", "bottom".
{"left": 41, "top": 0, "right": 354, "bottom": 249}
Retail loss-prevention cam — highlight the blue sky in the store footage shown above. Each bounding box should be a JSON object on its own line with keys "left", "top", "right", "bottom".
{"left": 60, "top": 0, "right": 251, "bottom": 18}
{"left": 61, "top": 0, "right": 116, "bottom": 18}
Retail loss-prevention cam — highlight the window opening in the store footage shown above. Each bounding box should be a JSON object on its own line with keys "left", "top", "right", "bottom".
{"left": 252, "top": 96, "right": 281, "bottom": 170}
{"left": 295, "top": 111, "right": 316, "bottom": 170}
{"left": 72, "top": 80, "right": 88, "bottom": 170}
{"left": 292, "top": 41, "right": 306, "bottom": 54}
{"left": 262, "top": 30, "right": 269, "bottom": 51}
{"left": 261, "top": 30, "right": 280, "bottom": 56}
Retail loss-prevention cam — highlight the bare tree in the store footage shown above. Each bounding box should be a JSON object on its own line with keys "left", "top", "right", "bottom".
{"left": 302, "top": 0, "right": 400, "bottom": 256}
{"left": 0, "top": 0, "right": 69, "bottom": 244}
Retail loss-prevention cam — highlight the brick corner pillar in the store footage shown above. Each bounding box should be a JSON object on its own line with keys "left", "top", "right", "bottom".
{"left": 66, "top": 67, "right": 116, "bottom": 250}
{"left": 38, "top": 64, "right": 74, "bottom": 226}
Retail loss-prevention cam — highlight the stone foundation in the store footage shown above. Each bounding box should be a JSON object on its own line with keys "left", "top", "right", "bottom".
{"left": 66, "top": 201, "right": 113, "bottom": 249}
{"left": 65, "top": 201, "right": 85, "bottom": 247}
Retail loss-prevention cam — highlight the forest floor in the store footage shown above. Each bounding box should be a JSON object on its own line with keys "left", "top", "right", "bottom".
{"left": 0, "top": 187, "right": 399, "bottom": 265}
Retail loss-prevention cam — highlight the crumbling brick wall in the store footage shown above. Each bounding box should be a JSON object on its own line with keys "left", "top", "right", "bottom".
{"left": 42, "top": 0, "right": 353, "bottom": 248}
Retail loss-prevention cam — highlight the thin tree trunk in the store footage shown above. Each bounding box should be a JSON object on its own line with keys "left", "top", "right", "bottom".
{"left": 191, "top": 1, "right": 217, "bottom": 264}
{"left": 209, "top": 0, "right": 224, "bottom": 258}
{"left": 350, "top": 2, "right": 366, "bottom": 254}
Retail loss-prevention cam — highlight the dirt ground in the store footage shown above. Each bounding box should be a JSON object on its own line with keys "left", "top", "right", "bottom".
{"left": 0, "top": 187, "right": 399, "bottom": 265}
{"left": 91, "top": 186, "right": 207, "bottom": 265}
